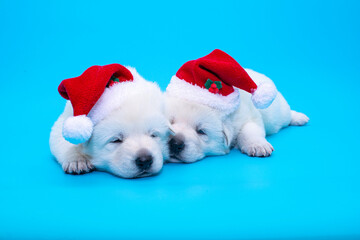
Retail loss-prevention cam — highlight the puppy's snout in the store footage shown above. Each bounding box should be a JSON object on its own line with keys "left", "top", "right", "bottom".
{"left": 169, "top": 134, "right": 185, "bottom": 154}
{"left": 135, "top": 149, "right": 153, "bottom": 171}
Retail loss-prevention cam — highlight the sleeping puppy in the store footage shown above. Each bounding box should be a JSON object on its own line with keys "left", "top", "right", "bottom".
{"left": 50, "top": 64, "right": 171, "bottom": 178}
{"left": 165, "top": 49, "right": 308, "bottom": 163}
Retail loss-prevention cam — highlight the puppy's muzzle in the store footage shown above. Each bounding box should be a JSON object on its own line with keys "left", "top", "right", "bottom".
{"left": 169, "top": 134, "right": 185, "bottom": 155}
{"left": 135, "top": 149, "right": 153, "bottom": 171}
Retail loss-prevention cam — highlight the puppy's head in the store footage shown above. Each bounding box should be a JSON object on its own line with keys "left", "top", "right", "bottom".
{"left": 165, "top": 96, "right": 232, "bottom": 163}
{"left": 84, "top": 80, "right": 171, "bottom": 178}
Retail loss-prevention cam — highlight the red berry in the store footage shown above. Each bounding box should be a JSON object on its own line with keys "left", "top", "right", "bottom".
{"left": 209, "top": 86, "right": 219, "bottom": 94}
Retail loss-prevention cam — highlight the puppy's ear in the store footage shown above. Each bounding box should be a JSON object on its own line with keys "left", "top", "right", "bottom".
{"left": 166, "top": 121, "right": 176, "bottom": 136}
{"left": 168, "top": 127, "right": 175, "bottom": 136}
{"left": 222, "top": 123, "right": 232, "bottom": 148}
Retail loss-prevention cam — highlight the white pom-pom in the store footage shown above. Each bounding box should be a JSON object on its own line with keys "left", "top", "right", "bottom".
{"left": 251, "top": 83, "right": 277, "bottom": 109}
{"left": 62, "top": 115, "right": 93, "bottom": 144}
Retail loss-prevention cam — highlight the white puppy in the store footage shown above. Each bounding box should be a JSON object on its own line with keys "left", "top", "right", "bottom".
{"left": 166, "top": 69, "right": 309, "bottom": 163}
{"left": 50, "top": 66, "right": 171, "bottom": 178}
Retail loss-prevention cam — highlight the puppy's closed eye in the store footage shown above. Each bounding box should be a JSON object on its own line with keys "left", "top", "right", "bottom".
{"left": 150, "top": 132, "right": 159, "bottom": 138}
{"left": 196, "top": 126, "right": 207, "bottom": 136}
{"left": 109, "top": 134, "right": 124, "bottom": 144}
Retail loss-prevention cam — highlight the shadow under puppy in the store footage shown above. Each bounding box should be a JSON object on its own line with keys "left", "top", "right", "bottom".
{"left": 50, "top": 64, "right": 171, "bottom": 178}
{"left": 165, "top": 49, "right": 309, "bottom": 163}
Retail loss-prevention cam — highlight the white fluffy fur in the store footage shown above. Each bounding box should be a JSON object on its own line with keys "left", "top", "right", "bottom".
{"left": 50, "top": 68, "right": 171, "bottom": 178}
{"left": 166, "top": 68, "right": 309, "bottom": 162}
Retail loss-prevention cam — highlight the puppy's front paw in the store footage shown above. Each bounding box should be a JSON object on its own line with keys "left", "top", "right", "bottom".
{"left": 62, "top": 159, "right": 94, "bottom": 175}
{"left": 240, "top": 139, "right": 274, "bottom": 157}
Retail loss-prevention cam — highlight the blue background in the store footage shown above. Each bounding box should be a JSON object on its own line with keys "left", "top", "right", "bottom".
{"left": 1, "top": 0, "right": 359, "bottom": 239}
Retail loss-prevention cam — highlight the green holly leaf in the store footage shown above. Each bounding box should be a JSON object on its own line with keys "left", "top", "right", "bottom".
{"left": 214, "top": 81, "right": 222, "bottom": 89}
{"left": 204, "top": 79, "right": 213, "bottom": 89}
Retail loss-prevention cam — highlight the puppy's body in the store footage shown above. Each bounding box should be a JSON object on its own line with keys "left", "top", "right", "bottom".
{"left": 50, "top": 68, "right": 170, "bottom": 178}
{"left": 230, "top": 69, "right": 308, "bottom": 157}
{"left": 167, "top": 69, "right": 309, "bottom": 162}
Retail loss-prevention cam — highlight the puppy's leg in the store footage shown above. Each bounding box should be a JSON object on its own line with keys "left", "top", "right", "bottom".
{"left": 236, "top": 121, "right": 274, "bottom": 157}
{"left": 290, "top": 110, "right": 309, "bottom": 126}
{"left": 50, "top": 103, "right": 94, "bottom": 174}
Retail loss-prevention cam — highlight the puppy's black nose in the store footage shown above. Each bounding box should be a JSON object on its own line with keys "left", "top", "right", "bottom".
{"left": 135, "top": 149, "right": 153, "bottom": 171}
{"left": 169, "top": 134, "right": 185, "bottom": 154}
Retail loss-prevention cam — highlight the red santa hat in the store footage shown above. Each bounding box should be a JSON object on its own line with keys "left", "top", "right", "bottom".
{"left": 58, "top": 63, "right": 137, "bottom": 144}
{"left": 166, "top": 49, "right": 277, "bottom": 115}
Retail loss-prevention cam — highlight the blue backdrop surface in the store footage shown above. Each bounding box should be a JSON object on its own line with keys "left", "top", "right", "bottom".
{"left": 0, "top": 0, "right": 359, "bottom": 239}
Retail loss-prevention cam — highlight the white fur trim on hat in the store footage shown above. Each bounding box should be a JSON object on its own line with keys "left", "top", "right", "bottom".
{"left": 166, "top": 75, "right": 241, "bottom": 115}
{"left": 62, "top": 115, "right": 94, "bottom": 144}
{"left": 251, "top": 83, "right": 277, "bottom": 109}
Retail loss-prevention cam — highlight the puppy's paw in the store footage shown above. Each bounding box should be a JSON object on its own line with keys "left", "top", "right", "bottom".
{"left": 240, "top": 139, "right": 274, "bottom": 157}
{"left": 62, "top": 159, "right": 94, "bottom": 175}
{"left": 290, "top": 110, "right": 309, "bottom": 126}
